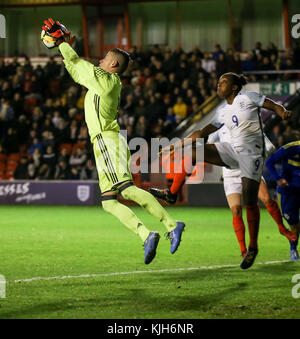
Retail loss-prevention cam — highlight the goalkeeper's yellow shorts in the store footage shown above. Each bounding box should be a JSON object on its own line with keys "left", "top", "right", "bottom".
{"left": 93, "top": 131, "right": 133, "bottom": 194}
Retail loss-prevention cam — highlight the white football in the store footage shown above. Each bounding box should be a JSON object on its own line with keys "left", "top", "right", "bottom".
{"left": 41, "top": 29, "right": 56, "bottom": 49}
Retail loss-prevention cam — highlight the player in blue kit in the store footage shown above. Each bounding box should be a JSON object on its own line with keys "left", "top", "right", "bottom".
{"left": 266, "top": 141, "right": 300, "bottom": 261}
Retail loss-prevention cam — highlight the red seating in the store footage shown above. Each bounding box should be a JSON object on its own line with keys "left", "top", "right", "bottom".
{"left": 8, "top": 153, "right": 21, "bottom": 162}
{"left": 0, "top": 153, "right": 7, "bottom": 163}
{"left": 72, "top": 143, "right": 86, "bottom": 152}
{"left": 6, "top": 162, "right": 18, "bottom": 172}
{"left": 59, "top": 143, "right": 73, "bottom": 155}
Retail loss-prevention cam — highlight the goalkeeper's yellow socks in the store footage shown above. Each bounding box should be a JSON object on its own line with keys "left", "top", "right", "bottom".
{"left": 121, "top": 185, "right": 177, "bottom": 232}
{"left": 102, "top": 199, "right": 150, "bottom": 242}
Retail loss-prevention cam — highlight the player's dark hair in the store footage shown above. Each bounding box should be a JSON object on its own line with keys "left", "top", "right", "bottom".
{"left": 223, "top": 72, "right": 248, "bottom": 92}
{"left": 110, "top": 48, "right": 131, "bottom": 74}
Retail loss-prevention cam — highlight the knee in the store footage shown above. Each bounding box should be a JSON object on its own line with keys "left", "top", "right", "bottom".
{"left": 231, "top": 205, "right": 242, "bottom": 217}
{"left": 121, "top": 188, "right": 132, "bottom": 201}
{"left": 258, "top": 194, "right": 272, "bottom": 207}
{"left": 121, "top": 185, "right": 137, "bottom": 201}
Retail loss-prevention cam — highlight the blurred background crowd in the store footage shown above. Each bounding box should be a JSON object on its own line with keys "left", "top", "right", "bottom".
{"left": 0, "top": 41, "right": 300, "bottom": 181}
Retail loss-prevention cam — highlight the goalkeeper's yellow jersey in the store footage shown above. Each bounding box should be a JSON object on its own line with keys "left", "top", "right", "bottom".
{"left": 59, "top": 42, "right": 121, "bottom": 143}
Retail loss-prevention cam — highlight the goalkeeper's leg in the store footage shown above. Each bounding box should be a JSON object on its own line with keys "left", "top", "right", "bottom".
{"left": 120, "top": 182, "right": 177, "bottom": 232}
{"left": 101, "top": 194, "right": 150, "bottom": 242}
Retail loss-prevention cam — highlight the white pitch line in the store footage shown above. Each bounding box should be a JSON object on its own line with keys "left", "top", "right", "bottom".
{"left": 9, "top": 259, "right": 292, "bottom": 284}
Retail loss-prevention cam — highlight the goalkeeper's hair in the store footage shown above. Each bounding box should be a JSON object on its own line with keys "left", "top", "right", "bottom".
{"left": 110, "top": 48, "right": 131, "bottom": 75}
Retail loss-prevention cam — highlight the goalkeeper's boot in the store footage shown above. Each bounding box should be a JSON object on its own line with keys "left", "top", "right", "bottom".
{"left": 166, "top": 221, "right": 185, "bottom": 254}
{"left": 240, "top": 247, "right": 258, "bottom": 269}
{"left": 149, "top": 187, "right": 177, "bottom": 205}
{"left": 144, "top": 232, "right": 160, "bottom": 265}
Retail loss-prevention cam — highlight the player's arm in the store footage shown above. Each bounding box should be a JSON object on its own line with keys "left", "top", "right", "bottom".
{"left": 159, "top": 124, "right": 218, "bottom": 156}
{"left": 58, "top": 41, "right": 105, "bottom": 92}
{"left": 42, "top": 19, "right": 106, "bottom": 92}
{"left": 207, "top": 128, "right": 221, "bottom": 144}
{"left": 265, "top": 146, "right": 298, "bottom": 187}
{"left": 159, "top": 106, "right": 223, "bottom": 156}
{"left": 262, "top": 98, "right": 292, "bottom": 120}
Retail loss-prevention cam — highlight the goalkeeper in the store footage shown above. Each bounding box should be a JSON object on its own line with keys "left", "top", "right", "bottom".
{"left": 41, "top": 18, "right": 185, "bottom": 264}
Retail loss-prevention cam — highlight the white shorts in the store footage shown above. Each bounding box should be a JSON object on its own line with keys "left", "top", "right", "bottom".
{"left": 215, "top": 142, "right": 264, "bottom": 182}
{"left": 223, "top": 176, "right": 242, "bottom": 196}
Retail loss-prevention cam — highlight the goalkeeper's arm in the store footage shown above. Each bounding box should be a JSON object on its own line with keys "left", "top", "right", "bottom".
{"left": 42, "top": 18, "right": 107, "bottom": 92}
{"left": 58, "top": 40, "right": 100, "bottom": 91}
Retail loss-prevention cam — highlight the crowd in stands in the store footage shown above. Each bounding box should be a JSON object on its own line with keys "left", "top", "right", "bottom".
{"left": 0, "top": 41, "right": 299, "bottom": 181}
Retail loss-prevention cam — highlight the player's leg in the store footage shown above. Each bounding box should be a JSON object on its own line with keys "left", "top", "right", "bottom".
{"left": 225, "top": 176, "right": 247, "bottom": 257}
{"left": 101, "top": 192, "right": 150, "bottom": 242}
{"left": 94, "top": 134, "right": 160, "bottom": 264}
{"left": 240, "top": 177, "right": 260, "bottom": 269}
{"left": 278, "top": 191, "right": 300, "bottom": 261}
{"left": 150, "top": 143, "right": 228, "bottom": 204}
{"left": 150, "top": 153, "right": 194, "bottom": 205}
{"left": 258, "top": 178, "right": 297, "bottom": 241}
{"left": 101, "top": 192, "right": 160, "bottom": 264}
{"left": 119, "top": 182, "right": 185, "bottom": 254}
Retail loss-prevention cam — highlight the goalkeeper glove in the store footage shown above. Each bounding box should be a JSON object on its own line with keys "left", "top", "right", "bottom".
{"left": 42, "top": 18, "right": 70, "bottom": 45}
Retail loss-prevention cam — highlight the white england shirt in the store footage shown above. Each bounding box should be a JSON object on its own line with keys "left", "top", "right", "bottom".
{"left": 210, "top": 91, "right": 266, "bottom": 150}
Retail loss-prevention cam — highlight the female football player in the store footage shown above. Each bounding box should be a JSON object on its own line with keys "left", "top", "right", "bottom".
{"left": 157, "top": 72, "right": 292, "bottom": 269}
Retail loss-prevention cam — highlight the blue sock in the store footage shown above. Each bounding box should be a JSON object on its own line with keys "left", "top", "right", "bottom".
{"left": 290, "top": 241, "right": 297, "bottom": 250}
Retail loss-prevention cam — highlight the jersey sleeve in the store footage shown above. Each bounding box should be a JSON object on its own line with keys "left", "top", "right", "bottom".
{"left": 245, "top": 91, "right": 266, "bottom": 107}
{"left": 59, "top": 42, "right": 114, "bottom": 93}
{"left": 207, "top": 130, "right": 220, "bottom": 144}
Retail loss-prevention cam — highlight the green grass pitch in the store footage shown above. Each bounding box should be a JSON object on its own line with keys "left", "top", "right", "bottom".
{"left": 0, "top": 205, "right": 299, "bottom": 319}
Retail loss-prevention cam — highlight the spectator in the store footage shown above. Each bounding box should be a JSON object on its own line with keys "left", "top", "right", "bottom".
{"left": 69, "top": 166, "right": 80, "bottom": 180}
{"left": 38, "top": 163, "right": 52, "bottom": 180}
{"left": 201, "top": 52, "right": 216, "bottom": 73}
{"left": 0, "top": 98, "right": 15, "bottom": 121}
{"left": 58, "top": 147, "right": 69, "bottom": 164}
{"left": 54, "top": 160, "right": 69, "bottom": 180}
{"left": 242, "top": 52, "right": 256, "bottom": 72}
{"left": 29, "top": 137, "right": 43, "bottom": 156}
{"left": 212, "top": 44, "right": 225, "bottom": 61}
{"left": 28, "top": 163, "right": 37, "bottom": 180}
{"left": 31, "top": 148, "right": 42, "bottom": 170}
{"left": 173, "top": 96, "right": 188, "bottom": 120}
{"left": 135, "top": 115, "right": 148, "bottom": 139}
{"left": 77, "top": 125, "right": 89, "bottom": 145}
{"left": 14, "top": 156, "right": 29, "bottom": 179}
{"left": 67, "top": 119, "right": 79, "bottom": 144}
{"left": 216, "top": 53, "right": 228, "bottom": 77}
{"left": 80, "top": 159, "right": 98, "bottom": 180}
{"left": 42, "top": 145, "right": 56, "bottom": 170}
{"left": 69, "top": 147, "right": 87, "bottom": 168}
{"left": 164, "top": 107, "right": 177, "bottom": 134}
